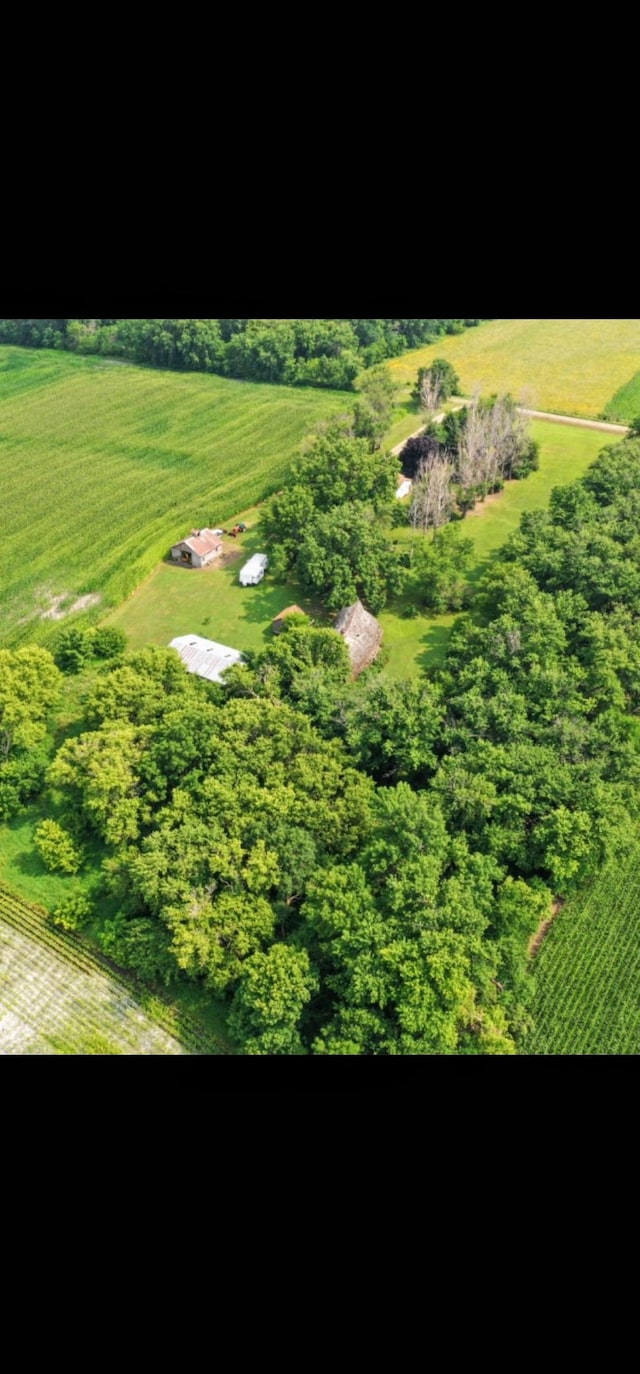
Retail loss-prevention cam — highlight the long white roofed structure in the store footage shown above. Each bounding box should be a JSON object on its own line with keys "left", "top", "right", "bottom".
{"left": 170, "top": 635, "right": 244, "bottom": 684}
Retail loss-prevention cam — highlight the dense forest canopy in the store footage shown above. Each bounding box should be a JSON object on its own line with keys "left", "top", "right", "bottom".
{"left": 4, "top": 430, "right": 640, "bottom": 1054}
{"left": 0, "top": 318, "right": 490, "bottom": 389}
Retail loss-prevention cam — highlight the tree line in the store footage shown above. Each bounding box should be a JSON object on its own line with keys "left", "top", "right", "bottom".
{"left": 0, "top": 318, "right": 490, "bottom": 390}
{"left": 4, "top": 431, "right": 640, "bottom": 1052}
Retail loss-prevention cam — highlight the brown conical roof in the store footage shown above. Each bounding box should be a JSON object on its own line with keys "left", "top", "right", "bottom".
{"left": 335, "top": 600, "right": 383, "bottom": 677}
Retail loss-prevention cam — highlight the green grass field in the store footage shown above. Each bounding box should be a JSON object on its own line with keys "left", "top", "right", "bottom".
{"left": 105, "top": 503, "right": 328, "bottom": 653}
{"left": 522, "top": 845, "right": 640, "bottom": 1055}
{"left": 385, "top": 319, "right": 640, "bottom": 420}
{"left": 603, "top": 371, "right": 640, "bottom": 423}
{"left": 0, "top": 346, "right": 347, "bottom": 645}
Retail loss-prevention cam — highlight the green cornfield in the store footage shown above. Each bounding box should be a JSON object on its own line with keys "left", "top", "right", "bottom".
{"left": 523, "top": 846, "right": 640, "bottom": 1055}
{"left": 0, "top": 347, "right": 346, "bottom": 644}
{"left": 603, "top": 371, "right": 640, "bottom": 423}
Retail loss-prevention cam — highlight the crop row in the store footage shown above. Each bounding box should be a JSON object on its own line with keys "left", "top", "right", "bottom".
{"left": 0, "top": 349, "right": 345, "bottom": 644}
{"left": 0, "top": 885, "right": 230, "bottom": 1055}
{"left": 524, "top": 846, "right": 640, "bottom": 1055}
{"left": 0, "top": 917, "right": 186, "bottom": 1055}
{"left": 603, "top": 371, "right": 640, "bottom": 424}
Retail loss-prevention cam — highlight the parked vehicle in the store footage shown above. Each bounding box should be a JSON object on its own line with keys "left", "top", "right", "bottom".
{"left": 239, "top": 553, "right": 268, "bottom": 586}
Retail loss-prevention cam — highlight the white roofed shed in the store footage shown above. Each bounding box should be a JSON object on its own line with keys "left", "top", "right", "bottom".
{"left": 170, "top": 635, "right": 244, "bottom": 684}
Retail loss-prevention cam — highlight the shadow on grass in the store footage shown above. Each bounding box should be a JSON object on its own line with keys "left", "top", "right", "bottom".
{"left": 417, "top": 623, "right": 455, "bottom": 672}
{"left": 14, "top": 846, "right": 49, "bottom": 879}
{"left": 393, "top": 398, "right": 421, "bottom": 423}
{"left": 465, "top": 552, "right": 495, "bottom": 589}
{"left": 238, "top": 579, "right": 324, "bottom": 630}
{"left": 236, "top": 582, "right": 294, "bottom": 627}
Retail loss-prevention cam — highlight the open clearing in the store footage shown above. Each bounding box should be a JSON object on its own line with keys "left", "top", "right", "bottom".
{"left": 0, "top": 347, "right": 347, "bottom": 646}
{"left": 380, "top": 419, "right": 608, "bottom": 677}
{"left": 0, "top": 884, "right": 191, "bottom": 1055}
{"left": 106, "top": 504, "right": 326, "bottom": 653}
{"left": 107, "top": 421, "right": 608, "bottom": 679}
{"left": 385, "top": 319, "right": 640, "bottom": 420}
{"left": 522, "top": 846, "right": 640, "bottom": 1056}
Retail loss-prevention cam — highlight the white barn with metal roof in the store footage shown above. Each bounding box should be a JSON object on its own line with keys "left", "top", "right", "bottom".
{"left": 171, "top": 529, "right": 223, "bottom": 568}
{"left": 170, "top": 635, "right": 244, "bottom": 684}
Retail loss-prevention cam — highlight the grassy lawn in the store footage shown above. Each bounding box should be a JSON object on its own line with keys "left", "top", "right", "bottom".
{"left": 0, "top": 346, "right": 347, "bottom": 646}
{"left": 385, "top": 319, "right": 640, "bottom": 419}
{"left": 0, "top": 809, "right": 94, "bottom": 910}
{"left": 105, "top": 421, "right": 609, "bottom": 681}
{"left": 603, "top": 370, "right": 640, "bottom": 423}
{"left": 105, "top": 504, "right": 327, "bottom": 653}
{"left": 385, "top": 396, "right": 423, "bottom": 450}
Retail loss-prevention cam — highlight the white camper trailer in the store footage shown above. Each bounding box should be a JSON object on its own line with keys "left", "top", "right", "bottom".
{"left": 239, "top": 554, "right": 269, "bottom": 587}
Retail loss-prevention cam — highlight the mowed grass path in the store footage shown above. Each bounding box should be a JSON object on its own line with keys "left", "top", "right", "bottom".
{"left": 0, "top": 347, "right": 347, "bottom": 644}
{"left": 385, "top": 319, "right": 640, "bottom": 419}
{"left": 522, "top": 845, "right": 640, "bottom": 1055}
{"left": 378, "top": 420, "right": 608, "bottom": 678}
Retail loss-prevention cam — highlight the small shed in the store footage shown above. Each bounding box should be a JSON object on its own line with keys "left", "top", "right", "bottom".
{"left": 239, "top": 553, "right": 269, "bottom": 587}
{"left": 396, "top": 476, "right": 413, "bottom": 500}
{"left": 171, "top": 529, "right": 223, "bottom": 568}
{"left": 170, "top": 635, "right": 244, "bottom": 684}
{"left": 335, "top": 600, "right": 383, "bottom": 677}
{"left": 272, "top": 605, "right": 306, "bottom": 634}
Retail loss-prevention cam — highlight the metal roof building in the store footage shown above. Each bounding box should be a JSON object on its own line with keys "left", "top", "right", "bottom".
{"left": 170, "top": 635, "right": 244, "bottom": 684}
{"left": 171, "top": 529, "right": 223, "bottom": 568}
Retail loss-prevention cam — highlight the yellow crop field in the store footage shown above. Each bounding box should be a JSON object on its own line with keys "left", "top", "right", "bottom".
{"left": 387, "top": 318, "right": 640, "bottom": 419}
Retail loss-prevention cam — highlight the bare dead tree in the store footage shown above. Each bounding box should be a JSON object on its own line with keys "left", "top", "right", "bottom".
{"left": 489, "top": 396, "right": 532, "bottom": 480}
{"left": 410, "top": 457, "right": 453, "bottom": 539}
{"left": 431, "top": 458, "right": 454, "bottom": 534}
{"left": 457, "top": 392, "right": 533, "bottom": 498}
{"left": 457, "top": 388, "right": 484, "bottom": 489}
{"left": 419, "top": 368, "right": 444, "bottom": 416}
{"left": 410, "top": 465, "right": 433, "bottom": 537}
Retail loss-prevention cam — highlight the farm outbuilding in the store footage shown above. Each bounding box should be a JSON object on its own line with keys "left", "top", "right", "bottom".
{"left": 171, "top": 529, "right": 223, "bottom": 568}
{"left": 396, "top": 476, "right": 413, "bottom": 500}
{"left": 272, "top": 605, "right": 306, "bottom": 634}
{"left": 335, "top": 600, "right": 383, "bottom": 677}
{"left": 170, "top": 635, "right": 244, "bottom": 684}
{"left": 239, "top": 554, "right": 269, "bottom": 586}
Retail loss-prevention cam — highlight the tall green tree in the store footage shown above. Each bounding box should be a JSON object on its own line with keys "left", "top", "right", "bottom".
{"left": 228, "top": 946, "right": 319, "bottom": 1054}
{"left": 0, "top": 647, "right": 61, "bottom": 761}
